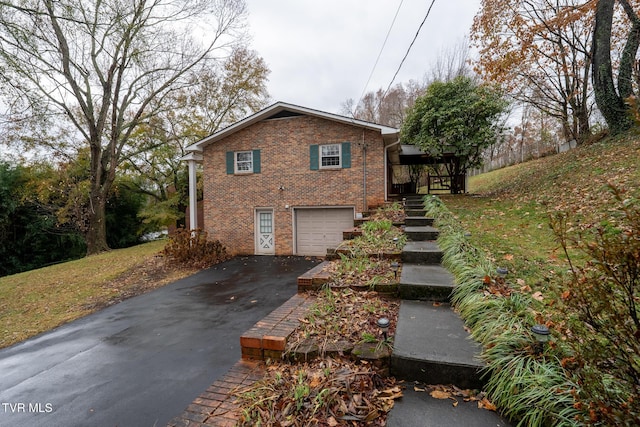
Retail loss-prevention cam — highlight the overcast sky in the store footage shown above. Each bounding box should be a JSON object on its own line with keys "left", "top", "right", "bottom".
{"left": 245, "top": 0, "right": 482, "bottom": 115}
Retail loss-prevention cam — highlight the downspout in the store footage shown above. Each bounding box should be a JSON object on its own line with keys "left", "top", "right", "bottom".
{"left": 362, "top": 129, "right": 367, "bottom": 213}
{"left": 384, "top": 139, "right": 401, "bottom": 201}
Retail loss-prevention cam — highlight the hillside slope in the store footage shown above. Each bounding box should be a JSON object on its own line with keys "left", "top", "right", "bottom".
{"left": 469, "top": 132, "right": 640, "bottom": 221}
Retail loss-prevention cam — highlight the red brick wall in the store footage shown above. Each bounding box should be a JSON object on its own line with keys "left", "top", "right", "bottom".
{"left": 202, "top": 115, "right": 387, "bottom": 255}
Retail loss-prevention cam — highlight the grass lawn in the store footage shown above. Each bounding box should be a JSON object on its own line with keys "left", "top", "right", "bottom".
{"left": 0, "top": 240, "right": 197, "bottom": 349}
{"left": 444, "top": 133, "right": 640, "bottom": 293}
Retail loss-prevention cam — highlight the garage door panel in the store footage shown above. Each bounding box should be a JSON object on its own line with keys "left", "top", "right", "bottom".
{"left": 296, "top": 208, "right": 354, "bottom": 256}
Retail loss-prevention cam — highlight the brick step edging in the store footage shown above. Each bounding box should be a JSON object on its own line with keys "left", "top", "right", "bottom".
{"left": 239, "top": 293, "right": 314, "bottom": 361}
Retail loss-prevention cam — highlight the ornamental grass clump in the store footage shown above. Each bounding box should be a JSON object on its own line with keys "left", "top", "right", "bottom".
{"left": 424, "top": 195, "right": 580, "bottom": 427}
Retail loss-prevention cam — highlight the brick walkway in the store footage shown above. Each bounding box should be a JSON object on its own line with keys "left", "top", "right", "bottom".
{"left": 167, "top": 293, "right": 315, "bottom": 426}
{"left": 166, "top": 360, "right": 264, "bottom": 427}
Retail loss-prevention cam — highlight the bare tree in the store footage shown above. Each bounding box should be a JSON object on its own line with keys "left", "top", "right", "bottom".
{"left": 341, "top": 80, "right": 427, "bottom": 128}
{"left": 343, "top": 38, "right": 472, "bottom": 128}
{"left": 427, "top": 36, "right": 473, "bottom": 84}
{"left": 0, "top": 0, "right": 248, "bottom": 254}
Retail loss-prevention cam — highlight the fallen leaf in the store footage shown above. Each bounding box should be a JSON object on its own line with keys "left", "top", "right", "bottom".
{"left": 327, "top": 416, "right": 338, "bottom": 426}
{"left": 503, "top": 254, "right": 514, "bottom": 260}
{"left": 532, "top": 291, "right": 544, "bottom": 301}
{"left": 478, "top": 398, "right": 497, "bottom": 411}
{"left": 430, "top": 390, "right": 451, "bottom": 399}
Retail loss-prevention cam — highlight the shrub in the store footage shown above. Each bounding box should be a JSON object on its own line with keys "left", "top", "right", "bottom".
{"left": 163, "top": 228, "right": 231, "bottom": 268}
{"left": 550, "top": 185, "right": 640, "bottom": 425}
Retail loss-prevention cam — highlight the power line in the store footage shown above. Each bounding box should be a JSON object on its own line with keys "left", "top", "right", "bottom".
{"left": 376, "top": 0, "right": 437, "bottom": 116}
{"left": 352, "top": 0, "right": 404, "bottom": 117}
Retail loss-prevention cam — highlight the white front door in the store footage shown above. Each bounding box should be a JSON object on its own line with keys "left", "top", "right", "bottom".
{"left": 255, "top": 209, "right": 275, "bottom": 255}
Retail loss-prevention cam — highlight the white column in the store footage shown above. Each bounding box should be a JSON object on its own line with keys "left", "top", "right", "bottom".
{"left": 188, "top": 159, "right": 198, "bottom": 230}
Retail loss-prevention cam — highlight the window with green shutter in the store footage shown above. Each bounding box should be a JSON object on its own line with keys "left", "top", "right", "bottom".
{"left": 226, "top": 150, "right": 261, "bottom": 174}
{"left": 311, "top": 143, "right": 351, "bottom": 169}
{"left": 310, "top": 145, "right": 319, "bottom": 170}
{"left": 341, "top": 142, "right": 351, "bottom": 168}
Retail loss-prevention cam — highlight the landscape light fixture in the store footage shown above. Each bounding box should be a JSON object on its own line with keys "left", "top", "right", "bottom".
{"left": 377, "top": 317, "right": 390, "bottom": 341}
{"left": 390, "top": 262, "right": 399, "bottom": 279}
{"left": 496, "top": 267, "right": 508, "bottom": 278}
{"left": 531, "top": 324, "right": 550, "bottom": 354}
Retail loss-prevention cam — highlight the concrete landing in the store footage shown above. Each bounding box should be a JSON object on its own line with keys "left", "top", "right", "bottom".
{"left": 405, "top": 225, "right": 440, "bottom": 241}
{"left": 391, "top": 300, "right": 485, "bottom": 390}
{"left": 402, "top": 241, "right": 443, "bottom": 264}
{"left": 399, "top": 264, "right": 455, "bottom": 301}
{"left": 387, "top": 386, "right": 512, "bottom": 427}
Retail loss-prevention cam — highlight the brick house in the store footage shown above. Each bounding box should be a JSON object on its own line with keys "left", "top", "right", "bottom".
{"left": 183, "top": 102, "right": 400, "bottom": 256}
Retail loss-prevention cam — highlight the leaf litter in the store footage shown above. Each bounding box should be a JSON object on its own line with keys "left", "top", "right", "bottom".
{"left": 235, "top": 288, "right": 402, "bottom": 426}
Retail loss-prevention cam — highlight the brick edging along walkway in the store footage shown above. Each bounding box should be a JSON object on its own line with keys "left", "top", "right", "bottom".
{"left": 166, "top": 359, "right": 265, "bottom": 427}
{"left": 239, "top": 293, "right": 314, "bottom": 360}
{"left": 168, "top": 293, "right": 315, "bottom": 427}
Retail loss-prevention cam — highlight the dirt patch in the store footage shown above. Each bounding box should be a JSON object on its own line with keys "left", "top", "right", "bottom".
{"left": 81, "top": 255, "right": 199, "bottom": 311}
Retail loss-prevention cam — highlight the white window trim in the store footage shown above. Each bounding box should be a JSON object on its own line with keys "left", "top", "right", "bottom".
{"left": 319, "top": 143, "right": 341, "bottom": 169}
{"left": 234, "top": 150, "right": 253, "bottom": 174}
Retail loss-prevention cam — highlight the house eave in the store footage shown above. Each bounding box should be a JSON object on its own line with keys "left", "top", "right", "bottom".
{"left": 180, "top": 151, "right": 203, "bottom": 162}
{"left": 184, "top": 101, "right": 399, "bottom": 153}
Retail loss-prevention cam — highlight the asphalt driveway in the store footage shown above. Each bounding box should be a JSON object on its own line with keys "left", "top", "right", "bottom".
{"left": 0, "top": 255, "right": 319, "bottom": 427}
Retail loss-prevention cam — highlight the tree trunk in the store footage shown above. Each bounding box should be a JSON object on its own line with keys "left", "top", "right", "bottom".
{"left": 85, "top": 190, "right": 110, "bottom": 255}
{"left": 592, "top": 0, "right": 633, "bottom": 134}
{"left": 85, "top": 141, "right": 112, "bottom": 255}
{"left": 618, "top": 0, "right": 640, "bottom": 100}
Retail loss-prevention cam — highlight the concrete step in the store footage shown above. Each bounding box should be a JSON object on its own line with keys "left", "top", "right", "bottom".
{"left": 404, "top": 216, "right": 434, "bottom": 227}
{"left": 405, "top": 208, "right": 427, "bottom": 217}
{"left": 399, "top": 264, "right": 455, "bottom": 302}
{"left": 402, "top": 241, "right": 443, "bottom": 264}
{"left": 391, "top": 300, "right": 485, "bottom": 390}
{"left": 403, "top": 194, "right": 424, "bottom": 200}
{"left": 404, "top": 199, "right": 424, "bottom": 207}
{"left": 386, "top": 387, "right": 512, "bottom": 427}
{"left": 405, "top": 225, "right": 439, "bottom": 241}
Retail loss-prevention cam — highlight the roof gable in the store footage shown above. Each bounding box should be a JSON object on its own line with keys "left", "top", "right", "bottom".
{"left": 186, "top": 102, "right": 399, "bottom": 152}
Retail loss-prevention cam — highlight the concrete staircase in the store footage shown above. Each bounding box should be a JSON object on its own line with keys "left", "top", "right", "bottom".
{"left": 390, "top": 195, "right": 485, "bottom": 390}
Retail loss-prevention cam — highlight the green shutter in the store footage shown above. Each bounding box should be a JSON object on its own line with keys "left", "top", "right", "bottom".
{"left": 341, "top": 142, "right": 351, "bottom": 168}
{"left": 226, "top": 151, "right": 234, "bottom": 174}
{"left": 310, "top": 144, "right": 319, "bottom": 170}
{"left": 252, "top": 149, "right": 261, "bottom": 173}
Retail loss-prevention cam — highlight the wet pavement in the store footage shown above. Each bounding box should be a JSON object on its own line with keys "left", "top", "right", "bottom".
{"left": 0, "top": 256, "right": 318, "bottom": 427}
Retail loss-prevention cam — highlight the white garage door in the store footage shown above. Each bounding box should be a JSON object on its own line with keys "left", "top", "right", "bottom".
{"left": 295, "top": 208, "right": 355, "bottom": 256}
